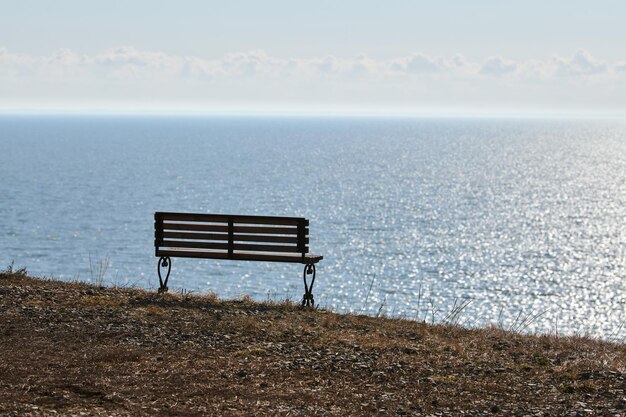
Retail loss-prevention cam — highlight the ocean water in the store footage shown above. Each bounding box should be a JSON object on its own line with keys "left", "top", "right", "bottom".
{"left": 2, "top": 115, "right": 626, "bottom": 338}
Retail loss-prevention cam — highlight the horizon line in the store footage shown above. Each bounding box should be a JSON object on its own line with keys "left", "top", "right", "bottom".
{"left": 1, "top": 107, "right": 626, "bottom": 120}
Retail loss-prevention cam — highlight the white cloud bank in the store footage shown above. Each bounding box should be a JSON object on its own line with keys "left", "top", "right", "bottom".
{"left": 1, "top": 47, "right": 625, "bottom": 114}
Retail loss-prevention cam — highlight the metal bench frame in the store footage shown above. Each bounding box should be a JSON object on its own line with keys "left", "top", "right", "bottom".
{"left": 154, "top": 212, "right": 323, "bottom": 306}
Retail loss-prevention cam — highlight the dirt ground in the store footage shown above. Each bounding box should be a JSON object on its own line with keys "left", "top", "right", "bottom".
{"left": 1, "top": 271, "right": 626, "bottom": 416}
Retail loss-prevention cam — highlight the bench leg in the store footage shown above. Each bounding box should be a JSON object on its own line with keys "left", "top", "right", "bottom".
{"left": 157, "top": 256, "right": 171, "bottom": 293}
{"left": 302, "top": 263, "right": 316, "bottom": 307}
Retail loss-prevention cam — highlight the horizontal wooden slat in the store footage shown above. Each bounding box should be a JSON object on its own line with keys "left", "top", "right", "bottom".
{"left": 160, "top": 240, "right": 307, "bottom": 253}
{"left": 163, "top": 231, "right": 229, "bottom": 241}
{"left": 157, "top": 212, "right": 308, "bottom": 226}
{"left": 162, "top": 231, "right": 307, "bottom": 244}
{"left": 232, "top": 252, "right": 319, "bottom": 262}
{"left": 157, "top": 249, "right": 229, "bottom": 260}
{"left": 161, "top": 222, "right": 306, "bottom": 235}
{"left": 234, "top": 226, "right": 306, "bottom": 235}
{"left": 156, "top": 249, "right": 323, "bottom": 264}
{"left": 162, "top": 223, "right": 229, "bottom": 232}
{"left": 235, "top": 234, "right": 308, "bottom": 244}
{"left": 161, "top": 240, "right": 229, "bottom": 250}
{"left": 235, "top": 243, "right": 305, "bottom": 253}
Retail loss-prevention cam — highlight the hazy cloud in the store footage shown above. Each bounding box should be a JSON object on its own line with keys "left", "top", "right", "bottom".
{"left": 49, "top": 48, "right": 87, "bottom": 66}
{"left": 480, "top": 56, "right": 517, "bottom": 76}
{"left": 349, "top": 54, "right": 379, "bottom": 76}
{"left": 554, "top": 50, "right": 608, "bottom": 76}
{"left": 1, "top": 47, "right": 622, "bottom": 81}
{"left": 446, "top": 54, "right": 474, "bottom": 71}
{"left": 1, "top": 47, "right": 625, "bottom": 112}
{"left": 219, "top": 49, "right": 296, "bottom": 77}
{"left": 390, "top": 53, "right": 443, "bottom": 74}
{"left": 0, "top": 48, "right": 36, "bottom": 66}
{"left": 613, "top": 62, "right": 626, "bottom": 73}
{"left": 307, "top": 55, "right": 371, "bottom": 76}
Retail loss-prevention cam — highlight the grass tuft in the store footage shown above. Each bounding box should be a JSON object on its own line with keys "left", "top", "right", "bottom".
{"left": 0, "top": 261, "right": 27, "bottom": 278}
{"left": 88, "top": 255, "right": 110, "bottom": 287}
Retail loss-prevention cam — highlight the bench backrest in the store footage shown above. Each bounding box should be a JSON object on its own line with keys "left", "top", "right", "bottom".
{"left": 154, "top": 212, "right": 310, "bottom": 263}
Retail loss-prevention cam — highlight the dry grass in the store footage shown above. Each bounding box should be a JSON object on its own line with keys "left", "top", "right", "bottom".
{"left": 1, "top": 271, "right": 626, "bottom": 416}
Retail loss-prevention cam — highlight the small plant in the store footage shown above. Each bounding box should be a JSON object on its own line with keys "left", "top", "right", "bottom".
{"left": 376, "top": 296, "right": 386, "bottom": 318}
{"left": 414, "top": 284, "right": 423, "bottom": 322}
{"left": 1, "top": 261, "right": 27, "bottom": 277}
{"left": 496, "top": 306, "right": 505, "bottom": 329}
{"left": 443, "top": 298, "right": 472, "bottom": 326}
{"left": 609, "top": 318, "right": 626, "bottom": 342}
{"left": 89, "top": 255, "right": 110, "bottom": 287}
{"left": 179, "top": 288, "right": 196, "bottom": 301}
{"left": 509, "top": 309, "right": 547, "bottom": 333}
{"left": 428, "top": 298, "right": 440, "bottom": 324}
{"left": 362, "top": 274, "right": 376, "bottom": 313}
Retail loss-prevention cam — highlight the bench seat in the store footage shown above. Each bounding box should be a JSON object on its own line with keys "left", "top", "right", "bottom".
{"left": 154, "top": 212, "right": 323, "bottom": 306}
{"left": 157, "top": 249, "right": 323, "bottom": 264}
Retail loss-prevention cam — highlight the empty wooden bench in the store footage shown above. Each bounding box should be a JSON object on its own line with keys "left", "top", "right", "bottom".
{"left": 154, "top": 212, "right": 323, "bottom": 306}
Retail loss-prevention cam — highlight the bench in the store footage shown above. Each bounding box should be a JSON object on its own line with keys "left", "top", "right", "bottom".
{"left": 154, "top": 212, "right": 323, "bottom": 306}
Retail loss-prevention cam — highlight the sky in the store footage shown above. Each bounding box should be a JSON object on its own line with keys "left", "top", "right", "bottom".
{"left": 1, "top": 0, "right": 626, "bottom": 115}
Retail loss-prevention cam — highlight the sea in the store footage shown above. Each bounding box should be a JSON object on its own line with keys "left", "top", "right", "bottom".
{"left": 2, "top": 115, "right": 626, "bottom": 339}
